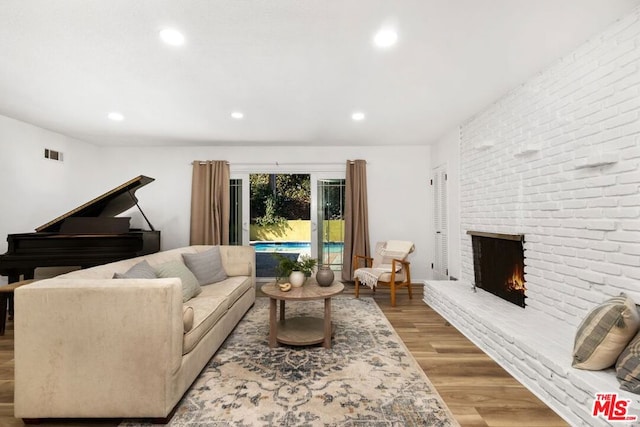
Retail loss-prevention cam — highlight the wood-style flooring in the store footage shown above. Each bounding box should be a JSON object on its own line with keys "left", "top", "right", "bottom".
{"left": 371, "top": 284, "right": 568, "bottom": 427}
{"left": 0, "top": 283, "right": 568, "bottom": 426}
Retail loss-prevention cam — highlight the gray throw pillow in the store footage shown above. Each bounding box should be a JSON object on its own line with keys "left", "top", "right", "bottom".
{"left": 572, "top": 293, "right": 640, "bottom": 370}
{"left": 113, "top": 260, "right": 157, "bottom": 279}
{"left": 155, "top": 261, "right": 202, "bottom": 302}
{"left": 182, "top": 247, "right": 228, "bottom": 286}
{"left": 616, "top": 331, "right": 640, "bottom": 393}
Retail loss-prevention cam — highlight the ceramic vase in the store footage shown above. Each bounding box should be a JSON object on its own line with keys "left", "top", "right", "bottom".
{"left": 315, "top": 265, "right": 335, "bottom": 286}
{"left": 289, "top": 271, "right": 306, "bottom": 287}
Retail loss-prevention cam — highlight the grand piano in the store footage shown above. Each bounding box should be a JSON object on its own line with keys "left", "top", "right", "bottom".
{"left": 0, "top": 175, "right": 161, "bottom": 283}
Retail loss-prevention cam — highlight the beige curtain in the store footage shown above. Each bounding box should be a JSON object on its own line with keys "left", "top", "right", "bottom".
{"left": 190, "top": 160, "right": 230, "bottom": 245}
{"left": 342, "top": 159, "right": 370, "bottom": 281}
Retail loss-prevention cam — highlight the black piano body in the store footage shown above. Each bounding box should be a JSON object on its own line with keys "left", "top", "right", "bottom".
{"left": 0, "top": 175, "right": 161, "bottom": 283}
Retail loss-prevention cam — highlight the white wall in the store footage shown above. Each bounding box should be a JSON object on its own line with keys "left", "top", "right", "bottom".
{"left": 0, "top": 115, "right": 100, "bottom": 283}
{"left": 94, "top": 144, "right": 432, "bottom": 280}
{"left": 459, "top": 8, "right": 640, "bottom": 326}
{"left": 431, "top": 127, "right": 462, "bottom": 280}
{"left": 0, "top": 135, "right": 433, "bottom": 282}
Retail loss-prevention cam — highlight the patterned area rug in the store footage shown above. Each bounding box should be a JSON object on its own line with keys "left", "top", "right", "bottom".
{"left": 123, "top": 297, "right": 458, "bottom": 426}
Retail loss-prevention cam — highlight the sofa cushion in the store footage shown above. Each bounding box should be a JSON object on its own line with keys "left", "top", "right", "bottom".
{"left": 182, "top": 296, "right": 228, "bottom": 355}
{"left": 182, "top": 247, "right": 227, "bottom": 286}
{"left": 198, "top": 276, "right": 252, "bottom": 308}
{"left": 155, "top": 261, "right": 202, "bottom": 303}
{"left": 573, "top": 293, "right": 640, "bottom": 370}
{"left": 113, "top": 260, "right": 157, "bottom": 279}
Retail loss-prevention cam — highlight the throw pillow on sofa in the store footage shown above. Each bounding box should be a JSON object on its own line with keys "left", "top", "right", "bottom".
{"left": 616, "top": 331, "right": 640, "bottom": 394}
{"left": 182, "top": 247, "right": 228, "bottom": 285}
{"left": 573, "top": 293, "right": 640, "bottom": 370}
{"left": 155, "top": 261, "right": 202, "bottom": 303}
{"left": 113, "top": 260, "right": 157, "bottom": 279}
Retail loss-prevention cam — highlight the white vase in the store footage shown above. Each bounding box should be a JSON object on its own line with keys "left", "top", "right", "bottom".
{"left": 289, "top": 271, "right": 305, "bottom": 287}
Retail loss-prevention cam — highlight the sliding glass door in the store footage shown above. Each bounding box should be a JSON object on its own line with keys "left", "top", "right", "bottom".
{"left": 315, "top": 176, "right": 345, "bottom": 271}
{"left": 230, "top": 172, "right": 345, "bottom": 278}
{"left": 229, "top": 178, "right": 243, "bottom": 246}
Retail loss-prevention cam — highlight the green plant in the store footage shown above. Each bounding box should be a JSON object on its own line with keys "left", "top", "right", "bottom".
{"left": 297, "top": 255, "right": 318, "bottom": 277}
{"left": 255, "top": 196, "right": 287, "bottom": 226}
{"left": 273, "top": 253, "right": 318, "bottom": 282}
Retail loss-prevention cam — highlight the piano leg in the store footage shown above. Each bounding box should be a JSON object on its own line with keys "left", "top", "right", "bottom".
{"left": 8, "top": 295, "right": 14, "bottom": 321}
{"left": 0, "top": 295, "right": 6, "bottom": 335}
{"left": 0, "top": 279, "right": 34, "bottom": 335}
{"left": 6, "top": 270, "right": 33, "bottom": 323}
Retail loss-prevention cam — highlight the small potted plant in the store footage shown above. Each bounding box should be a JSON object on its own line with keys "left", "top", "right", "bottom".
{"left": 273, "top": 253, "right": 317, "bottom": 287}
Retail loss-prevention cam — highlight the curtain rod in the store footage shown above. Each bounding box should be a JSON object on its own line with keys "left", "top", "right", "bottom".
{"left": 190, "top": 161, "right": 366, "bottom": 166}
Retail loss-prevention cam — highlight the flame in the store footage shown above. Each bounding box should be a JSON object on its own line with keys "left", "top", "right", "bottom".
{"left": 507, "top": 263, "right": 526, "bottom": 292}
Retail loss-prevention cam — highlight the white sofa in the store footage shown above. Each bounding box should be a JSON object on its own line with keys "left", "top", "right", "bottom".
{"left": 14, "top": 245, "right": 255, "bottom": 422}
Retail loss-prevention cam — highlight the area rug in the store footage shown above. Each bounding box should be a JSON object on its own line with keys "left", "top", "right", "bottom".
{"left": 122, "top": 297, "right": 459, "bottom": 426}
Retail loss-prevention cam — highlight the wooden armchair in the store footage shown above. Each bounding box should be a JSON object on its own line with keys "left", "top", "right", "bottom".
{"left": 353, "top": 241, "right": 413, "bottom": 307}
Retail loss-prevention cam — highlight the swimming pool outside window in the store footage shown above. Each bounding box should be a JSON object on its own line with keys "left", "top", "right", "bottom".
{"left": 231, "top": 173, "right": 345, "bottom": 278}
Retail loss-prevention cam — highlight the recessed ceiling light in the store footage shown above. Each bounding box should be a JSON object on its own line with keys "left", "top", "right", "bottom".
{"left": 159, "top": 28, "right": 185, "bottom": 46}
{"left": 107, "top": 112, "right": 124, "bottom": 121}
{"left": 231, "top": 111, "right": 244, "bottom": 119}
{"left": 352, "top": 112, "right": 365, "bottom": 121}
{"left": 373, "top": 28, "right": 398, "bottom": 48}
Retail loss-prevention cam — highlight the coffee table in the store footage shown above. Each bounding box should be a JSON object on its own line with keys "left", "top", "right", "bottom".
{"left": 261, "top": 278, "right": 344, "bottom": 349}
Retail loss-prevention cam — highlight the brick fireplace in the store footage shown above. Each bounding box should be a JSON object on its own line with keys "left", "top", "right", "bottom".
{"left": 468, "top": 231, "right": 526, "bottom": 308}
{"left": 425, "top": 6, "right": 640, "bottom": 425}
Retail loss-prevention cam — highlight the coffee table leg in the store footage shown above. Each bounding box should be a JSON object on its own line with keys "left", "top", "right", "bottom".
{"left": 280, "top": 300, "right": 285, "bottom": 322}
{"left": 323, "top": 297, "right": 332, "bottom": 348}
{"left": 269, "top": 297, "right": 278, "bottom": 348}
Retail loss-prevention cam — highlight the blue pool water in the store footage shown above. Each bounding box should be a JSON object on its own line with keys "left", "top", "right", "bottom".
{"left": 251, "top": 241, "right": 343, "bottom": 277}
{"left": 251, "top": 242, "right": 343, "bottom": 253}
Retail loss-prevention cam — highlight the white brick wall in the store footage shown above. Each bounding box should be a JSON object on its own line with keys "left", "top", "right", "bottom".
{"left": 460, "top": 7, "right": 640, "bottom": 327}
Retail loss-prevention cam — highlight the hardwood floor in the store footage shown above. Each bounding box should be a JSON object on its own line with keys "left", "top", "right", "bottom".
{"left": 0, "top": 284, "right": 568, "bottom": 426}
{"left": 365, "top": 284, "right": 568, "bottom": 427}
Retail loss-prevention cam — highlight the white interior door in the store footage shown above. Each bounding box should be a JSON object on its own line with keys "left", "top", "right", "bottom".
{"left": 433, "top": 165, "right": 448, "bottom": 279}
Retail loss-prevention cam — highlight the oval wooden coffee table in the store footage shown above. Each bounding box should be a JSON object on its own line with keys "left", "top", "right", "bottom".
{"left": 261, "top": 278, "right": 344, "bottom": 349}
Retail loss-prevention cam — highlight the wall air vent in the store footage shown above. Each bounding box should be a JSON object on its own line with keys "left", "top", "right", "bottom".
{"left": 44, "top": 148, "right": 63, "bottom": 162}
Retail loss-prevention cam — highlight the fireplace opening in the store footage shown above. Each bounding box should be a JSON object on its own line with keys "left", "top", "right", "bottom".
{"left": 468, "top": 231, "right": 526, "bottom": 308}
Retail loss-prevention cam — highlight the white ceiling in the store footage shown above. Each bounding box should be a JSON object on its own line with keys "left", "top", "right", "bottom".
{"left": 1, "top": 1, "right": 638, "bottom": 147}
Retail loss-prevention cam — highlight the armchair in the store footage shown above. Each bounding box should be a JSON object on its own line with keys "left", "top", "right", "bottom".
{"left": 353, "top": 241, "right": 414, "bottom": 307}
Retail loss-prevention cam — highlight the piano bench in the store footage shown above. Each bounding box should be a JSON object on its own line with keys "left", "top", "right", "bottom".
{"left": 0, "top": 279, "right": 34, "bottom": 335}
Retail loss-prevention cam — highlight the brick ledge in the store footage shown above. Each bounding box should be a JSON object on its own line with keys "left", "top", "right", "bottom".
{"left": 423, "top": 280, "right": 640, "bottom": 427}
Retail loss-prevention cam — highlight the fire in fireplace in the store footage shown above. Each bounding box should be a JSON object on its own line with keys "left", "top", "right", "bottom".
{"left": 468, "top": 231, "right": 526, "bottom": 308}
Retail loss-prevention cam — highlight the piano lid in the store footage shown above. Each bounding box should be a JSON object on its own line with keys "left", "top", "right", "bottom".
{"left": 36, "top": 175, "right": 155, "bottom": 233}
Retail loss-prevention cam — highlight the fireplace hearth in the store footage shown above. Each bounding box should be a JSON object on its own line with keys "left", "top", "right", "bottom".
{"left": 467, "top": 231, "right": 526, "bottom": 308}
